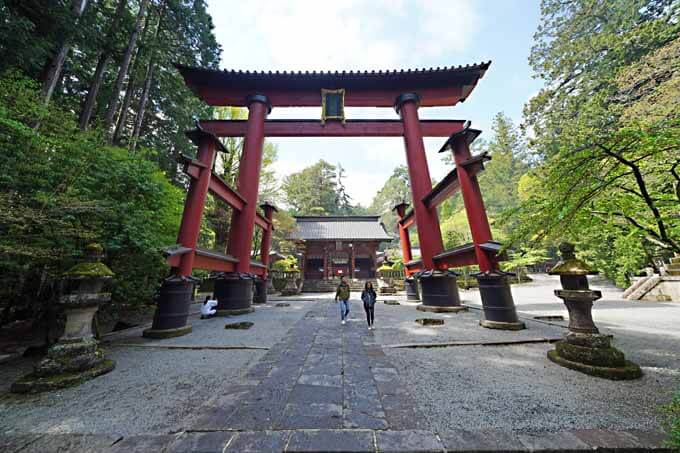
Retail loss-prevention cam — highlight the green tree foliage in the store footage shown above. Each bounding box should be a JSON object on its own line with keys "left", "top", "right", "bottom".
{"left": 0, "top": 72, "right": 183, "bottom": 322}
{"left": 1, "top": 0, "right": 221, "bottom": 180}
{"left": 477, "top": 113, "right": 530, "bottom": 216}
{"left": 369, "top": 165, "right": 411, "bottom": 236}
{"left": 283, "top": 160, "right": 366, "bottom": 216}
{"left": 512, "top": 0, "right": 680, "bottom": 285}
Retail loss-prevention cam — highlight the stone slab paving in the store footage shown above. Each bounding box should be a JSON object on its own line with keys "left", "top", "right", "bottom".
{"left": 0, "top": 290, "right": 675, "bottom": 451}
{"left": 0, "top": 300, "right": 312, "bottom": 436}
{"left": 0, "top": 429, "right": 669, "bottom": 451}
{"left": 187, "top": 302, "right": 428, "bottom": 433}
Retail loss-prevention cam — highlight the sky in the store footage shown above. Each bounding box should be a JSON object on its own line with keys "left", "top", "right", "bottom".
{"left": 205, "top": 0, "right": 545, "bottom": 207}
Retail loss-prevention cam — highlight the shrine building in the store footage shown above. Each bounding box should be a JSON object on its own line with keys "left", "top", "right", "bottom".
{"left": 291, "top": 216, "right": 392, "bottom": 281}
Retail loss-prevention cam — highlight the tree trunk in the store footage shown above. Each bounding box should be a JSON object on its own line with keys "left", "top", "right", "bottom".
{"left": 104, "top": 0, "right": 150, "bottom": 135}
{"left": 129, "top": 62, "right": 155, "bottom": 151}
{"left": 78, "top": 0, "right": 127, "bottom": 130}
{"left": 79, "top": 54, "right": 110, "bottom": 130}
{"left": 112, "top": 10, "right": 153, "bottom": 145}
{"left": 129, "top": 0, "right": 167, "bottom": 151}
{"left": 40, "top": 0, "right": 89, "bottom": 105}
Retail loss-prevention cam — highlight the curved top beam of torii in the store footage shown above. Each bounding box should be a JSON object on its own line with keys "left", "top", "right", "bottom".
{"left": 175, "top": 62, "right": 491, "bottom": 108}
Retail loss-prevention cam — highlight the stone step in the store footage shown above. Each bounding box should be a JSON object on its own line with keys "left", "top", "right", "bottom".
{"left": 626, "top": 275, "right": 661, "bottom": 300}
{"left": 669, "top": 256, "right": 680, "bottom": 264}
{"left": 302, "top": 279, "right": 377, "bottom": 293}
{"left": 0, "top": 429, "right": 669, "bottom": 452}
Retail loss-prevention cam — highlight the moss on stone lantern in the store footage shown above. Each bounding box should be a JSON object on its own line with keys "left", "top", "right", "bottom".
{"left": 11, "top": 243, "right": 116, "bottom": 393}
{"left": 547, "top": 242, "right": 642, "bottom": 380}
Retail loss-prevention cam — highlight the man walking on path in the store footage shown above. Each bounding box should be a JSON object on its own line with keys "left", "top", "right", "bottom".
{"left": 335, "top": 276, "right": 351, "bottom": 325}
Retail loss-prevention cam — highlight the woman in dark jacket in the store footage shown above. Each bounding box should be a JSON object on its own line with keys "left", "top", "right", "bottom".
{"left": 361, "top": 282, "right": 377, "bottom": 330}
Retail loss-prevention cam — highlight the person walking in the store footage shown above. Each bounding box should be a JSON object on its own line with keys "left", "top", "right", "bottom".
{"left": 361, "top": 281, "right": 377, "bottom": 330}
{"left": 335, "top": 276, "right": 351, "bottom": 325}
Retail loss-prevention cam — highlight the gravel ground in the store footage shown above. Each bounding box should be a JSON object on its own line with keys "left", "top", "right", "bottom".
{"left": 0, "top": 300, "right": 313, "bottom": 436}
{"left": 386, "top": 274, "right": 680, "bottom": 433}
{"left": 387, "top": 343, "right": 677, "bottom": 433}
{"left": 1, "top": 279, "right": 678, "bottom": 438}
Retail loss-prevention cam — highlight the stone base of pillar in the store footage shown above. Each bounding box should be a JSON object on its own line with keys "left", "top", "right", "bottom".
{"left": 214, "top": 273, "right": 254, "bottom": 316}
{"left": 417, "top": 270, "right": 465, "bottom": 312}
{"left": 417, "top": 304, "right": 466, "bottom": 313}
{"left": 547, "top": 333, "right": 642, "bottom": 380}
{"left": 143, "top": 324, "right": 193, "bottom": 339}
{"left": 146, "top": 275, "right": 196, "bottom": 339}
{"left": 479, "top": 319, "right": 526, "bottom": 330}
{"left": 253, "top": 278, "right": 267, "bottom": 304}
{"left": 405, "top": 277, "right": 420, "bottom": 301}
{"left": 475, "top": 271, "right": 526, "bottom": 331}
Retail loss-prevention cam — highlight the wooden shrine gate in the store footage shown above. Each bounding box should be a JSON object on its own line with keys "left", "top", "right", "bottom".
{"left": 144, "top": 62, "right": 525, "bottom": 339}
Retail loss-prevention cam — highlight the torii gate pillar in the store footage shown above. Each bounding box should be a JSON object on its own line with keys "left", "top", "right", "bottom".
{"left": 395, "top": 93, "right": 444, "bottom": 268}
{"left": 215, "top": 94, "right": 272, "bottom": 316}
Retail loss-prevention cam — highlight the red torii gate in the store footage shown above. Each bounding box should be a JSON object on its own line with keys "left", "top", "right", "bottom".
{"left": 143, "top": 62, "right": 524, "bottom": 339}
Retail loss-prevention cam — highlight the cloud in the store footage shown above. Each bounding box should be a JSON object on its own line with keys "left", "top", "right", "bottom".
{"left": 207, "top": 0, "right": 479, "bottom": 71}
{"left": 206, "top": 0, "right": 482, "bottom": 208}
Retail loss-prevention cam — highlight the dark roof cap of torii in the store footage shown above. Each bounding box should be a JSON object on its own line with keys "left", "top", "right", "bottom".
{"left": 175, "top": 62, "right": 491, "bottom": 108}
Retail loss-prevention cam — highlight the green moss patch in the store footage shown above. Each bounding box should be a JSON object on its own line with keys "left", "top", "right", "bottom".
{"left": 11, "top": 359, "right": 116, "bottom": 394}
{"left": 64, "top": 262, "right": 114, "bottom": 278}
{"left": 547, "top": 349, "right": 642, "bottom": 380}
{"left": 225, "top": 321, "right": 254, "bottom": 330}
{"left": 555, "top": 340, "right": 626, "bottom": 368}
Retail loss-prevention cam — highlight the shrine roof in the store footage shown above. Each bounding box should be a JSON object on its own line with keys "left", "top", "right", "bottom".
{"left": 176, "top": 62, "right": 491, "bottom": 108}
{"left": 291, "top": 216, "right": 392, "bottom": 242}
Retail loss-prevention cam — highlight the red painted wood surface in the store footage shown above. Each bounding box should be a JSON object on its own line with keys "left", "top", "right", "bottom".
{"left": 199, "top": 119, "right": 466, "bottom": 138}
{"left": 175, "top": 138, "right": 216, "bottom": 276}
{"left": 226, "top": 98, "right": 269, "bottom": 272}
{"left": 398, "top": 209, "right": 415, "bottom": 229}
{"left": 176, "top": 63, "right": 490, "bottom": 108}
{"left": 393, "top": 204, "right": 414, "bottom": 277}
{"left": 183, "top": 160, "right": 246, "bottom": 211}
{"left": 399, "top": 98, "right": 444, "bottom": 269}
{"left": 191, "top": 86, "right": 467, "bottom": 108}
{"left": 451, "top": 136, "right": 495, "bottom": 272}
{"left": 405, "top": 260, "right": 423, "bottom": 274}
{"left": 422, "top": 154, "right": 489, "bottom": 210}
{"left": 259, "top": 204, "right": 276, "bottom": 279}
{"left": 254, "top": 214, "right": 270, "bottom": 230}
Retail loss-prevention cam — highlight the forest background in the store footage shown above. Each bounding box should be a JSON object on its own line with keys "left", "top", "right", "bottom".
{"left": 0, "top": 0, "right": 678, "bottom": 328}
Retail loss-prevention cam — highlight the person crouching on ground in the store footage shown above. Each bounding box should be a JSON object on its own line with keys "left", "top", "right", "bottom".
{"left": 361, "top": 281, "right": 377, "bottom": 330}
{"left": 335, "top": 276, "right": 351, "bottom": 325}
{"left": 201, "top": 295, "right": 218, "bottom": 319}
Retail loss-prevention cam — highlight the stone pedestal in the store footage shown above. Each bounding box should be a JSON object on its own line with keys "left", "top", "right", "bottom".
{"left": 253, "top": 278, "right": 267, "bottom": 304}
{"left": 416, "top": 270, "right": 466, "bottom": 313}
{"left": 12, "top": 244, "right": 116, "bottom": 393}
{"left": 214, "top": 273, "right": 255, "bottom": 315}
{"left": 405, "top": 277, "right": 420, "bottom": 301}
{"left": 548, "top": 333, "right": 642, "bottom": 380}
{"left": 377, "top": 278, "right": 397, "bottom": 295}
{"left": 280, "top": 278, "right": 299, "bottom": 297}
{"left": 547, "top": 243, "right": 642, "bottom": 380}
{"left": 266, "top": 277, "right": 276, "bottom": 294}
{"left": 475, "top": 271, "right": 525, "bottom": 330}
{"left": 144, "top": 275, "right": 196, "bottom": 339}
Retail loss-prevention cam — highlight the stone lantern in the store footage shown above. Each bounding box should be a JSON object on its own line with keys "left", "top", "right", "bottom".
{"left": 547, "top": 242, "right": 642, "bottom": 380}
{"left": 12, "top": 244, "right": 116, "bottom": 393}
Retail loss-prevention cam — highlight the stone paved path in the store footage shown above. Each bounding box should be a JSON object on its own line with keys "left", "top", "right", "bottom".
{"left": 190, "top": 302, "right": 427, "bottom": 433}
{"left": 0, "top": 299, "right": 672, "bottom": 451}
